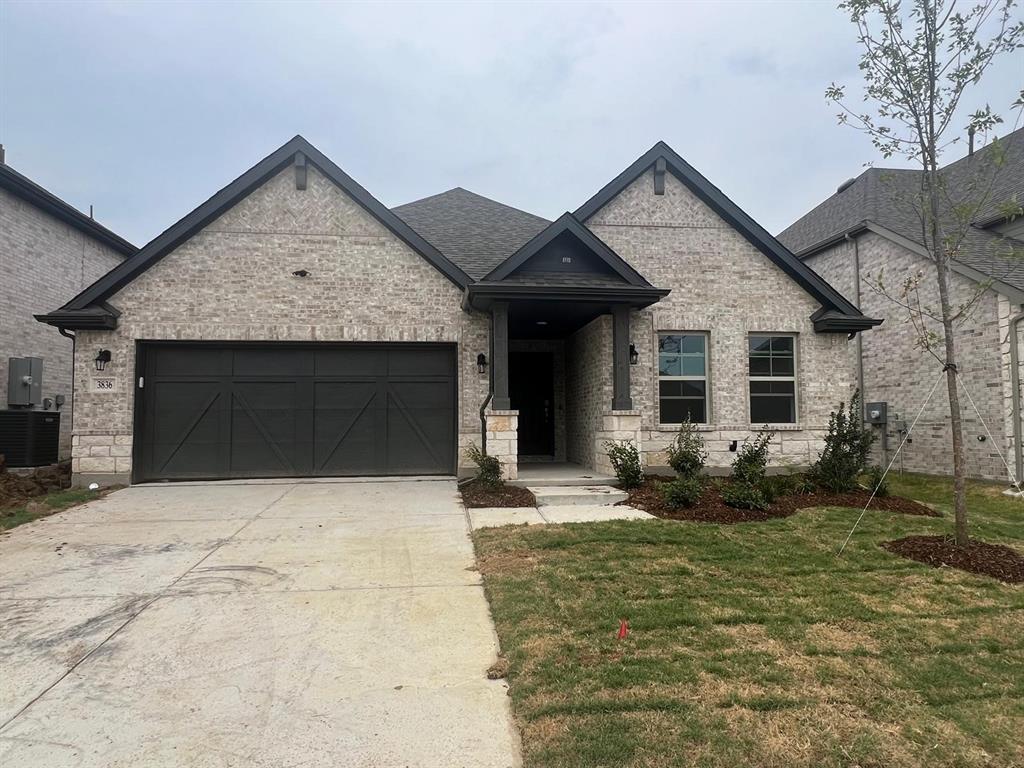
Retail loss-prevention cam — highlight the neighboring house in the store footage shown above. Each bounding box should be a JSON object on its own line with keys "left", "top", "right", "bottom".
{"left": 1, "top": 153, "right": 136, "bottom": 460}
{"left": 37, "top": 136, "right": 878, "bottom": 486}
{"left": 779, "top": 128, "right": 1024, "bottom": 482}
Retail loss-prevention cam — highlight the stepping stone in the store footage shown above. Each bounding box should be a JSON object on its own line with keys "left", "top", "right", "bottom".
{"left": 529, "top": 485, "right": 628, "bottom": 507}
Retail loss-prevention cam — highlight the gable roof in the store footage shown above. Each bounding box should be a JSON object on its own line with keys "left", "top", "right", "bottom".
{"left": 483, "top": 212, "right": 652, "bottom": 286}
{"left": 392, "top": 187, "right": 550, "bottom": 279}
{"left": 50, "top": 136, "right": 470, "bottom": 317}
{"left": 0, "top": 162, "right": 136, "bottom": 256}
{"left": 574, "top": 141, "right": 874, "bottom": 328}
{"left": 779, "top": 127, "right": 1024, "bottom": 293}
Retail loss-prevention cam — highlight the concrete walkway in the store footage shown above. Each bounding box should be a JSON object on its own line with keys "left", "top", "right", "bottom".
{"left": 0, "top": 480, "right": 520, "bottom": 767}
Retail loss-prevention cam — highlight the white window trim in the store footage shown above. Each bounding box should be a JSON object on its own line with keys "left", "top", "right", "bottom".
{"left": 657, "top": 331, "right": 710, "bottom": 426}
{"left": 747, "top": 333, "right": 799, "bottom": 426}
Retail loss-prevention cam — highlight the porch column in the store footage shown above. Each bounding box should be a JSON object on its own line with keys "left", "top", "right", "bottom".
{"left": 612, "top": 305, "right": 632, "bottom": 410}
{"left": 492, "top": 301, "right": 511, "bottom": 410}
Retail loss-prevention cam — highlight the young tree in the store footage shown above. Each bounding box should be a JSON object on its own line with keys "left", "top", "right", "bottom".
{"left": 827, "top": 0, "right": 1024, "bottom": 546}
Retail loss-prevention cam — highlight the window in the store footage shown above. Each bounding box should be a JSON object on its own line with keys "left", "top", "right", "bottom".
{"left": 658, "top": 333, "right": 708, "bottom": 424}
{"left": 748, "top": 335, "right": 796, "bottom": 423}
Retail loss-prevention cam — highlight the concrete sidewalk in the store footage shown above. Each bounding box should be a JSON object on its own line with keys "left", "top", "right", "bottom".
{"left": 0, "top": 479, "right": 520, "bottom": 767}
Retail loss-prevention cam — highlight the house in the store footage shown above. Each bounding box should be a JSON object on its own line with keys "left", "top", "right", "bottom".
{"left": 779, "top": 127, "right": 1024, "bottom": 482}
{"left": 37, "top": 136, "right": 878, "bottom": 486}
{"left": 1, "top": 150, "right": 136, "bottom": 461}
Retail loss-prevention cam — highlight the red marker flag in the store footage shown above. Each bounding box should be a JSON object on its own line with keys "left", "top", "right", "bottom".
{"left": 617, "top": 619, "right": 629, "bottom": 639}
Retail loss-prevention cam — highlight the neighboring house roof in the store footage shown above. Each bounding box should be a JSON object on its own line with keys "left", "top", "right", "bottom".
{"left": 779, "top": 127, "right": 1024, "bottom": 295}
{"left": 573, "top": 141, "right": 876, "bottom": 331}
{"left": 44, "top": 136, "right": 471, "bottom": 322}
{"left": 0, "top": 162, "right": 137, "bottom": 256}
{"left": 392, "top": 187, "right": 550, "bottom": 280}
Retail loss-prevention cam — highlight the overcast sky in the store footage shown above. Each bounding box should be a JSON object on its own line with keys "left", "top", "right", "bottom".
{"left": 1, "top": 1, "right": 1020, "bottom": 247}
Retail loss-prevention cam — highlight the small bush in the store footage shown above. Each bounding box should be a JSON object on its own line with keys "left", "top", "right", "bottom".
{"left": 666, "top": 418, "right": 708, "bottom": 479}
{"left": 809, "top": 391, "right": 875, "bottom": 493}
{"left": 605, "top": 441, "right": 643, "bottom": 489}
{"left": 732, "top": 429, "right": 773, "bottom": 486}
{"left": 865, "top": 465, "right": 889, "bottom": 497}
{"left": 793, "top": 474, "right": 818, "bottom": 495}
{"left": 660, "top": 475, "right": 704, "bottom": 509}
{"left": 464, "top": 443, "right": 502, "bottom": 488}
{"left": 721, "top": 482, "right": 769, "bottom": 510}
{"left": 762, "top": 474, "right": 796, "bottom": 502}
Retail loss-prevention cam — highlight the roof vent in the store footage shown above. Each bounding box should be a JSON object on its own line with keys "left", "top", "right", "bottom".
{"left": 836, "top": 177, "right": 857, "bottom": 194}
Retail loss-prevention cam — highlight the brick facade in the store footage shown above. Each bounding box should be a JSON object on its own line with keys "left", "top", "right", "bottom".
{"left": 586, "top": 169, "right": 854, "bottom": 471}
{"left": 807, "top": 232, "right": 1018, "bottom": 481}
{"left": 70, "top": 165, "right": 490, "bottom": 484}
{"left": 63, "top": 157, "right": 863, "bottom": 485}
{"left": 1, "top": 186, "right": 125, "bottom": 458}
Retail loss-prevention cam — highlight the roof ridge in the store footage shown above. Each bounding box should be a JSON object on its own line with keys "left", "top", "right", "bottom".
{"left": 394, "top": 186, "right": 550, "bottom": 223}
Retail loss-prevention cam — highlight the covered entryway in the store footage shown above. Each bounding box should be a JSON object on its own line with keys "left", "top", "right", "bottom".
{"left": 134, "top": 342, "right": 456, "bottom": 481}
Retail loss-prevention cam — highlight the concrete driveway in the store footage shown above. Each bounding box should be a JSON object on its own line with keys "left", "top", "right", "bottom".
{"left": 0, "top": 479, "right": 520, "bottom": 767}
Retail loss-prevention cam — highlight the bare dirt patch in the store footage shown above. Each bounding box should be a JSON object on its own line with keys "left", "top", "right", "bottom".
{"left": 621, "top": 478, "right": 937, "bottom": 524}
{"left": 460, "top": 479, "right": 536, "bottom": 508}
{"left": 881, "top": 535, "right": 1024, "bottom": 584}
{"left": 0, "top": 461, "right": 71, "bottom": 510}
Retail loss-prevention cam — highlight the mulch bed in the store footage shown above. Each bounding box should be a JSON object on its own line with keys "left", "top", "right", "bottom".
{"left": 881, "top": 535, "right": 1024, "bottom": 584}
{"left": 0, "top": 460, "right": 71, "bottom": 510}
{"left": 460, "top": 479, "right": 536, "bottom": 508}
{"left": 621, "top": 477, "right": 938, "bottom": 524}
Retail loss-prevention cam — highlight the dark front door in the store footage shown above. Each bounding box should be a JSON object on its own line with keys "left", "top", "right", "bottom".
{"left": 134, "top": 342, "right": 456, "bottom": 481}
{"left": 509, "top": 350, "right": 554, "bottom": 456}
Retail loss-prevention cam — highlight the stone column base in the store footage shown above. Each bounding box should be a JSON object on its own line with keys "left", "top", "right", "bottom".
{"left": 594, "top": 410, "right": 642, "bottom": 477}
{"left": 485, "top": 409, "right": 519, "bottom": 480}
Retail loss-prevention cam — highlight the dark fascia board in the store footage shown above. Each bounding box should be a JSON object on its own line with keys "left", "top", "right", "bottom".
{"left": 0, "top": 163, "right": 137, "bottom": 256}
{"left": 574, "top": 141, "right": 867, "bottom": 320}
{"left": 466, "top": 282, "right": 670, "bottom": 310}
{"left": 482, "top": 212, "right": 652, "bottom": 286}
{"left": 810, "top": 307, "right": 882, "bottom": 334}
{"left": 59, "top": 135, "right": 471, "bottom": 313}
{"left": 35, "top": 304, "right": 119, "bottom": 330}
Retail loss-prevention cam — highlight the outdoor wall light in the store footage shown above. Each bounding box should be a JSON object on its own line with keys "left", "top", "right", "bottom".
{"left": 94, "top": 349, "right": 112, "bottom": 372}
{"left": 477, "top": 353, "right": 488, "bottom": 375}
{"left": 629, "top": 343, "right": 639, "bottom": 365}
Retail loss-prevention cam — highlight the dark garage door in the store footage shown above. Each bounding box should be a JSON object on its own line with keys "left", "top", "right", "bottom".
{"left": 134, "top": 343, "right": 456, "bottom": 481}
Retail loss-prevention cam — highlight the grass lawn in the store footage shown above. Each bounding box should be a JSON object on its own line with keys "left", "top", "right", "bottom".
{"left": 472, "top": 473, "right": 1024, "bottom": 768}
{"left": 0, "top": 487, "right": 100, "bottom": 532}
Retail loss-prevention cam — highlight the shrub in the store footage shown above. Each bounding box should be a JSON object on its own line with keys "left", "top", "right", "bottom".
{"left": 793, "top": 473, "right": 818, "bottom": 495}
{"left": 721, "top": 482, "right": 769, "bottom": 510}
{"left": 763, "top": 473, "right": 796, "bottom": 502}
{"left": 464, "top": 443, "right": 502, "bottom": 488}
{"left": 660, "top": 475, "right": 704, "bottom": 509}
{"left": 605, "top": 441, "right": 643, "bottom": 489}
{"left": 865, "top": 465, "right": 889, "bottom": 497}
{"left": 809, "top": 391, "right": 875, "bottom": 493}
{"left": 732, "top": 429, "right": 773, "bottom": 486}
{"left": 666, "top": 418, "right": 708, "bottom": 479}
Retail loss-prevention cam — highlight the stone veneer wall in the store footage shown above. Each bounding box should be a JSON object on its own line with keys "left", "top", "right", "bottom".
{"left": 565, "top": 316, "right": 612, "bottom": 469}
{"left": 586, "top": 168, "right": 855, "bottom": 471}
{"left": 69, "top": 164, "right": 490, "bottom": 484}
{"left": 1, "top": 186, "right": 126, "bottom": 458}
{"left": 807, "top": 232, "right": 1016, "bottom": 481}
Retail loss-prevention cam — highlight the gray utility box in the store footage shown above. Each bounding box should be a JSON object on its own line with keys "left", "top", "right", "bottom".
{"left": 865, "top": 401, "right": 888, "bottom": 425}
{"left": 7, "top": 357, "right": 43, "bottom": 407}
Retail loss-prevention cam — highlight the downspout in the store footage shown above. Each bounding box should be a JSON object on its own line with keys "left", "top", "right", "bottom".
{"left": 466, "top": 285, "right": 494, "bottom": 456}
{"left": 846, "top": 233, "right": 866, "bottom": 409}
{"left": 58, "top": 327, "right": 75, "bottom": 459}
{"left": 1009, "top": 306, "right": 1024, "bottom": 484}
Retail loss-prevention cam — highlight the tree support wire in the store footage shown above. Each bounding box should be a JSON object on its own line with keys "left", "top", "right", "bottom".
{"left": 837, "top": 365, "right": 1024, "bottom": 557}
{"left": 837, "top": 369, "right": 945, "bottom": 556}
{"left": 956, "top": 374, "right": 1024, "bottom": 496}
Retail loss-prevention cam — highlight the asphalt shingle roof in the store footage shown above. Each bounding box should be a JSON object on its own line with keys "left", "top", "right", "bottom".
{"left": 392, "top": 187, "right": 550, "bottom": 280}
{"left": 779, "top": 127, "right": 1024, "bottom": 291}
